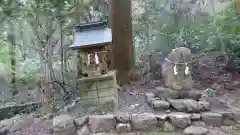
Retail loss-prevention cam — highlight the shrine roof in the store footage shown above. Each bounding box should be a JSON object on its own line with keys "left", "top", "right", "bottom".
{"left": 69, "top": 21, "right": 112, "bottom": 50}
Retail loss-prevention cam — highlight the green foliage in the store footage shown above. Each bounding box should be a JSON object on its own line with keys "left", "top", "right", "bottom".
{"left": 216, "top": 1, "right": 240, "bottom": 56}
{"left": 133, "top": 0, "right": 240, "bottom": 68}
{"left": 0, "top": 40, "right": 41, "bottom": 84}
{"left": 0, "top": 41, "right": 10, "bottom": 67}
{"left": 0, "top": 0, "right": 110, "bottom": 115}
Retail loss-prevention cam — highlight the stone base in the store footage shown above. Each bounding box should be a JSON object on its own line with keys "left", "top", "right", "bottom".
{"left": 77, "top": 71, "right": 118, "bottom": 110}
{"left": 146, "top": 87, "right": 208, "bottom": 113}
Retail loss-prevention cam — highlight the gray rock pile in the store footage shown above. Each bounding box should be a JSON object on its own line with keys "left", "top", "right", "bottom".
{"left": 146, "top": 87, "right": 210, "bottom": 113}
{"left": 52, "top": 108, "right": 239, "bottom": 135}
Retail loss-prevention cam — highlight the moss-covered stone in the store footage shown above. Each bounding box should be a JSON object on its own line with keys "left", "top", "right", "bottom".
{"left": 77, "top": 71, "right": 117, "bottom": 110}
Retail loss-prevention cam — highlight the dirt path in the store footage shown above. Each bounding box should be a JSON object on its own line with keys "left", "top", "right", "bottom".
{"left": 118, "top": 89, "right": 153, "bottom": 113}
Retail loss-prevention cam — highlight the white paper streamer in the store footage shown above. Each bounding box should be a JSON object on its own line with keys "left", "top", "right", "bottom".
{"left": 173, "top": 65, "right": 178, "bottom": 75}
{"left": 185, "top": 63, "right": 190, "bottom": 75}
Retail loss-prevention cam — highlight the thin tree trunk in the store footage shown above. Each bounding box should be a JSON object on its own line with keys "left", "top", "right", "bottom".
{"left": 60, "top": 22, "right": 65, "bottom": 87}
{"left": 8, "top": 22, "right": 17, "bottom": 96}
{"left": 144, "top": 0, "right": 154, "bottom": 79}
{"left": 111, "top": 0, "right": 135, "bottom": 85}
{"left": 59, "top": 20, "right": 69, "bottom": 99}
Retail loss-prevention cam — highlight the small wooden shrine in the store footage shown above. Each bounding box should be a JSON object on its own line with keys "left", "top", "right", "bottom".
{"left": 69, "top": 21, "right": 118, "bottom": 111}
{"left": 70, "top": 21, "right": 112, "bottom": 78}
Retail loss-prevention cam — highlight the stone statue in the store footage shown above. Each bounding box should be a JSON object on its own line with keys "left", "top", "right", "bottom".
{"left": 161, "top": 47, "right": 192, "bottom": 90}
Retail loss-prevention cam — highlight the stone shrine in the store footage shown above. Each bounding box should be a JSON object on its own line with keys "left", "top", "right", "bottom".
{"left": 161, "top": 47, "right": 192, "bottom": 90}
{"left": 69, "top": 21, "right": 118, "bottom": 111}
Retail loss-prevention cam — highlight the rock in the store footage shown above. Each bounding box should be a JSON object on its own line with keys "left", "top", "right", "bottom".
{"left": 177, "top": 91, "right": 188, "bottom": 99}
{"left": 163, "top": 121, "right": 175, "bottom": 132}
{"left": 88, "top": 115, "right": 116, "bottom": 133}
{"left": 191, "top": 113, "right": 201, "bottom": 120}
{"left": 53, "top": 114, "right": 75, "bottom": 135}
{"left": 145, "top": 93, "right": 156, "bottom": 103}
{"left": 115, "top": 112, "right": 130, "bottom": 123}
{"left": 223, "top": 118, "right": 236, "bottom": 125}
{"left": 198, "top": 101, "right": 210, "bottom": 111}
{"left": 212, "top": 83, "right": 222, "bottom": 91}
{"left": 43, "top": 113, "right": 55, "bottom": 120}
{"left": 53, "top": 114, "right": 74, "bottom": 130}
{"left": 0, "top": 128, "right": 9, "bottom": 135}
{"left": 184, "top": 99, "right": 201, "bottom": 113}
{"left": 0, "top": 115, "right": 35, "bottom": 133}
{"left": 0, "top": 102, "right": 42, "bottom": 120}
{"left": 168, "top": 99, "right": 186, "bottom": 111}
{"left": 220, "top": 126, "right": 236, "bottom": 133}
{"left": 165, "top": 110, "right": 171, "bottom": 113}
{"left": 168, "top": 112, "right": 191, "bottom": 129}
{"left": 187, "top": 91, "right": 202, "bottom": 101}
{"left": 218, "top": 110, "right": 236, "bottom": 125}
{"left": 233, "top": 80, "right": 240, "bottom": 88}
{"left": 155, "top": 113, "right": 168, "bottom": 121}
{"left": 116, "top": 123, "right": 131, "bottom": 133}
{"left": 155, "top": 87, "right": 179, "bottom": 99}
{"left": 10, "top": 116, "right": 35, "bottom": 132}
{"left": 77, "top": 126, "right": 90, "bottom": 135}
{"left": 169, "top": 99, "right": 201, "bottom": 112}
{"left": 152, "top": 100, "right": 170, "bottom": 109}
{"left": 232, "top": 109, "right": 240, "bottom": 123}
{"left": 199, "top": 93, "right": 208, "bottom": 102}
{"left": 161, "top": 47, "right": 192, "bottom": 90}
{"left": 184, "top": 126, "right": 209, "bottom": 135}
{"left": 131, "top": 113, "right": 158, "bottom": 130}
{"left": 74, "top": 116, "right": 89, "bottom": 127}
{"left": 191, "top": 121, "right": 206, "bottom": 127}
{"left": 219, "top": 111, "right": 235, "bottom": 119}
{"left": 0, "top": 115, "right": 23, "bottom": 133}
{"left": 93, "top": 133, "right": 115, "bottom": 135}
{"left": 208, "top": 128, "right": 228, "bottom": 135}
{"left": 225, "top": 82, "right": 234, "bottom": 91}
{"left": 201, "top": 112, "right": 223, "bottom": 126}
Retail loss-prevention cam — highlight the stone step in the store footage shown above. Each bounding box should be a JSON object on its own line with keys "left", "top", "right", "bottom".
{"left": 147, "top": 98, "right": 210, "bottom": 113}
{"left": 167, "top": 99, "right": 210, "bottom": 113}
{"left": 155, "top": 87, "right": 202, "bottom": 101}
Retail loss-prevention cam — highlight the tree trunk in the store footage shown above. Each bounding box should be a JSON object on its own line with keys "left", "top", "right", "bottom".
{"left": 8, "top": 23, "right": 17, "bottom": 96}
{"left": 60, "top": 22, "right": 65, "bottom": 87}
{"left": 111, "top": 0, "right": 135, "bottom": 85}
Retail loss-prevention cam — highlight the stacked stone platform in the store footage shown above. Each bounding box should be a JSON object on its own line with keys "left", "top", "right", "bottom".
{"left": 145, "top": 87, "right": 210, "bottom": 113}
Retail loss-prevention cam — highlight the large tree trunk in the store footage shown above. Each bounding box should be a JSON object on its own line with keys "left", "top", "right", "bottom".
{"left": 111, "top": 0, "right": 135, "bottom": 85}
